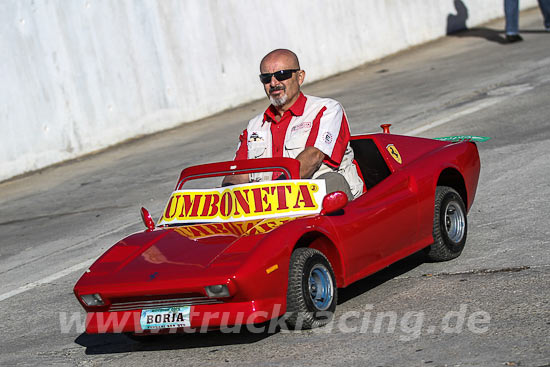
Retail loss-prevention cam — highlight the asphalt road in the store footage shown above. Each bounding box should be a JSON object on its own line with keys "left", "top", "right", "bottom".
{"left": 1, "top": 9, "right": 549, "bottom": 367}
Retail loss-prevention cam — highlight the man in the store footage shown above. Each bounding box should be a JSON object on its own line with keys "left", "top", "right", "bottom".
{"left": 222, "top": 49, "right": 363, "bottom": 200}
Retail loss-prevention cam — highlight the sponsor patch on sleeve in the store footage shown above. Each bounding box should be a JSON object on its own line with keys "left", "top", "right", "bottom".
{"left": 323, "top": 131, "right": 333, "bottom": 145}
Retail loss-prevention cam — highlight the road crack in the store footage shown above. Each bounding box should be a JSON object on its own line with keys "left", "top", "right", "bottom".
{"left": 396, "top": 265, "right": 550, "bottom": 280}
{"left": 420, "top": 265, "right": 532, "bottom": 277}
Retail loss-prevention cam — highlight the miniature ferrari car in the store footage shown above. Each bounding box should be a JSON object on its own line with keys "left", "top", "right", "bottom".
{"left": 73, "top": 128, "right": 481, "bottom": 337}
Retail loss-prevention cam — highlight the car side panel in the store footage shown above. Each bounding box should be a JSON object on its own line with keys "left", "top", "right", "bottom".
{"left": 329, "top": 138, "right": 481, "bottom": 287}
{"left": 326, "top": 169, "right": 419, "bottom": 284}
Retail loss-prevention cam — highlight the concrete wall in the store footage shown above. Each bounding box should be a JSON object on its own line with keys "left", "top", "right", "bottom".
{"left": 0, "top": 0, "right": 537, "bottom": 181}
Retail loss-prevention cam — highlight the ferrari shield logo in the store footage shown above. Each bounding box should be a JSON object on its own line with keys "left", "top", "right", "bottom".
{"left": 386, "top": 144, "right": 402, "bottom": 164}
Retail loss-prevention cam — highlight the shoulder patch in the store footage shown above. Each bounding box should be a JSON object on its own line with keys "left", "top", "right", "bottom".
{"left": 323, "top": 131, "right": 334, "bottom": 145}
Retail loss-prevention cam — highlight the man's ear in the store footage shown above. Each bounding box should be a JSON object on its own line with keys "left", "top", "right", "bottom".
{"left": 298, "top": 70, "right": 306, "bottom": 86}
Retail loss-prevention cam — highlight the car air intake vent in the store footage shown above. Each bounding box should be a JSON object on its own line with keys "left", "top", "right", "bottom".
{"left": 108, "top": 295, "right": 222, "bottom": 312}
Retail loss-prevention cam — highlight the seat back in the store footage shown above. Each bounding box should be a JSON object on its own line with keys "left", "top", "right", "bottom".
{"left": 350, "top": 138, "right": 391, "bottom": 190}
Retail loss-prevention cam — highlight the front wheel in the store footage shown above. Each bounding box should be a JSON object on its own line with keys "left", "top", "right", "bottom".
{"left": 286, "top": 248, "right": 337, "bottom": 329}
{"left": 426, "top": 186, "right": 467, "bottom": 261}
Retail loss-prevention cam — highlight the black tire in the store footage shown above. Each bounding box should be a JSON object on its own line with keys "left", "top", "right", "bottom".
{"left": 426, "top": 186, "right": 467, "bottom": 261}
{"left": 286, "top": 248, "right": 337, "bottom": 329}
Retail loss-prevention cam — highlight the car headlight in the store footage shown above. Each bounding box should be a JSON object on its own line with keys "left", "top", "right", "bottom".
{"left": 205, "top": 284, "right": 230, "bottom": 298}
{"left": 80, "top": 293, "right": 105, "bottom": 306}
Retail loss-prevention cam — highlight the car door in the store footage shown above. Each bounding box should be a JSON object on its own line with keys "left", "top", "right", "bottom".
{"left": 327, "top": 138, "right": 420, "bottom": 282}
{"left": 334, "top": 170, "right": 419, "bottom": 280}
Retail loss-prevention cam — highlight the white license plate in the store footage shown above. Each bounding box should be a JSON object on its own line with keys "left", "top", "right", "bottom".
{"left": 140, "top": 306, "right": 190, "bottom": 329}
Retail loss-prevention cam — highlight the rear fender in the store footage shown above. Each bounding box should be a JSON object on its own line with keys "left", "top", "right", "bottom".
{"left": 436, "top": 167, "right": 467, "bottom": 208}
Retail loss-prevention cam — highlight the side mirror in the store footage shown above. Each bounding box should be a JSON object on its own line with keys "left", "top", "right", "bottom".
{"left": 320, "top": 191, "right": 348, "bottom": 215}
{"left": 141, "top": 207, "right": 156, "bottom": 231}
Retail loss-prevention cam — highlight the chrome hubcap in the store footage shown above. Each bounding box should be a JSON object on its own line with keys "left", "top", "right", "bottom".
{"left": 444, "top": 201, "right": 465, "bottom": 243}
{"left": 308, "top": 264, "right": 334, "bottom": 311}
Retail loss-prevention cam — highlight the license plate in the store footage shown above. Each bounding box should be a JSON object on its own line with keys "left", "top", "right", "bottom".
{"left": 140, "top": 306, "right": 190, "bottom": 330}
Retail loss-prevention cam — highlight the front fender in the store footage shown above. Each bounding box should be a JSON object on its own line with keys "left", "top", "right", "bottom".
{"left": 227, "top": 215, "right": 340, "bottom": 311}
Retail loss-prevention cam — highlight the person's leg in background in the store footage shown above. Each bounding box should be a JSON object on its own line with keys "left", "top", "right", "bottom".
{"left": 538, "top": 0, "right": 550, "bottom": 30}
{"left": 504, "top": 0, "right": 523, "bottom": 42}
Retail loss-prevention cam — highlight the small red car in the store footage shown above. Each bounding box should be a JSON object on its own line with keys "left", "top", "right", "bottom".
{"left": 73, "top": 130, "right": 481, "bottom": 337}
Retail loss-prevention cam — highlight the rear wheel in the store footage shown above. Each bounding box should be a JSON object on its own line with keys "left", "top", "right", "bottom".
{"left": 426, "top": 186, "right": 467, "bottom": 261}
{"left": 286, "top": 248, "right": 337, "bottom": 329}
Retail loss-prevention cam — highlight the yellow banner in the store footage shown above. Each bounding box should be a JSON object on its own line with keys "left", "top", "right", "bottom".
{"left": 158, "top": 180, "right": 326, "bottom": 225}
{"left": 172, "top": 217, "right": 297, "bottom": 240}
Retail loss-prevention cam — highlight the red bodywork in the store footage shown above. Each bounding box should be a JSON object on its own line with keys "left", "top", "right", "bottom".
{"left": 74, "top": 133, "right": 480, "bottom": 334}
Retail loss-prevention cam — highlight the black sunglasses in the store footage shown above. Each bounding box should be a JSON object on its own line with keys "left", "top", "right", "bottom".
{"left": 259, "top": 69, "right": 300, "bottom": 84}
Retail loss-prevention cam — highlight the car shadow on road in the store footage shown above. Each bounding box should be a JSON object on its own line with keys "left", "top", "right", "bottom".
{"left": 337, "top": 250, "right": 426, "bottom": 304}
{"left": 75, "top": 327, "right": 275, "bottom": 354}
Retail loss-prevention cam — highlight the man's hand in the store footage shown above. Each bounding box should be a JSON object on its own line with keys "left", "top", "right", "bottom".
{"left": 296, "top": 146, "right": 325, "bottom": 178}
{"left": 222, "top": 146, "right": 324, "bottom": 184}
{"left": 222, "top": 173, "right": 249, "bottom": 187}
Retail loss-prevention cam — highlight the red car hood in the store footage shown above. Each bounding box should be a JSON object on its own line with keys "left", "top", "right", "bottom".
{"left": 76, "top": 218, "right": 296, "bottom": 289}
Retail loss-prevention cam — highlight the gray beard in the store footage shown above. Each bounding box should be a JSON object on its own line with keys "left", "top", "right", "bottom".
{"left": 270, "top": 94, "right": 288, "bottom": 107}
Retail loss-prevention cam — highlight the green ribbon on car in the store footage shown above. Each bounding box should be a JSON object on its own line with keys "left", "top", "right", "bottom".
{"left": 434, "top": 136, "right": 491, "bottom": 142}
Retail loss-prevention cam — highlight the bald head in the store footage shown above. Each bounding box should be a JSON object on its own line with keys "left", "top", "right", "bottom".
{"left": 260, "top": 49, "right": 300, "bottom": 72}
{"left": 258, "top": 49, "right": 305, "bottom": 113}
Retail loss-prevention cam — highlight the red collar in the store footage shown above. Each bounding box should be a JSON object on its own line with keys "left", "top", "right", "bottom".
{"left": 263, "top": 93, "right": 307, "bottom": 124}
